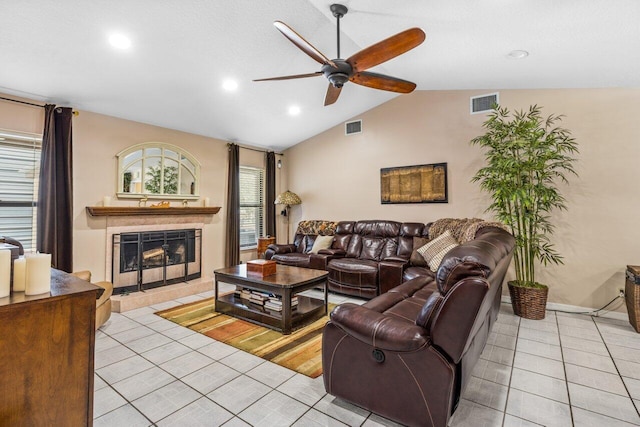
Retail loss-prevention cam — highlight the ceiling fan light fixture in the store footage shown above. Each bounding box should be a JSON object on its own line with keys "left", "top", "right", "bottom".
{"left": 328, "top": 73, "right": 349, "bottom": 88}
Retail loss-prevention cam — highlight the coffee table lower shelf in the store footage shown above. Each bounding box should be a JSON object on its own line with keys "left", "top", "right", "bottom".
{"left": 215, "top": 293, "right": 326, "bottom": 334}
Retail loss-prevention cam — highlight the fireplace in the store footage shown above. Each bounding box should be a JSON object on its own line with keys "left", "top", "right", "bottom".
{"left": 111, "top": 228, "right": 201, "bottom": 294}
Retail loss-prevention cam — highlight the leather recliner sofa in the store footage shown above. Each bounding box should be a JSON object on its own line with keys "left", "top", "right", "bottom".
{"left": 319, "top": 220, "right": 428, "bottom": 299}
{"left": 266, "top": 219, "right": 430, "bottom": 298}
{"left": 321, "top": 227, "right": 515, "bottom": 427}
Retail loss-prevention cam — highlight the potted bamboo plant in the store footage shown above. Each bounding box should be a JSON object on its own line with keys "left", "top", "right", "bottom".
{"left": 471, "top": 105, "right": 578, "bottom": 319}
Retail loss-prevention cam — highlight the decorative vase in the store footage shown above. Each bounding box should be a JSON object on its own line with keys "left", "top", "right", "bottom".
{"left": 507, "top": 281, "right": 549, "bottom": 320}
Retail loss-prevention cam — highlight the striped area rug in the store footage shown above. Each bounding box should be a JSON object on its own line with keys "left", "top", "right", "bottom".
{"left": 155, "top": 297, "right": 334, "bottom": 378}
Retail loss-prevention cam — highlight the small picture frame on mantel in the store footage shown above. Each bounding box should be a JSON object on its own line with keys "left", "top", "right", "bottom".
{"left": 380, "top": 162, "right": 448, "bottom": 204}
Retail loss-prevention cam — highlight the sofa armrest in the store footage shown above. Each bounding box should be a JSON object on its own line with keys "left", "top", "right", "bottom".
{"left": 94, "top": 281, "right": 113, "bottom": 308}
{"left": 378, "top": 260, "right": 407, "bottom": 294}
{"left": 71, "top": 270, "right": 92, "bottom": 282}
{"left": 265, "top": 243, "right": 297, "bottom": 260}
{"left": 268, "top": 243, "right": 296, "bottom": 254}
{"left": 329, "top": 303, "right": 429, "bottom": 352}
{"left": 310, "top": 252, "right": 343, "bottom": 270}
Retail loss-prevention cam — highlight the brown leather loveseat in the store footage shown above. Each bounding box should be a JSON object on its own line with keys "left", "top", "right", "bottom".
{"left": 322, "top": 227, "right": 515, "bottom": 427}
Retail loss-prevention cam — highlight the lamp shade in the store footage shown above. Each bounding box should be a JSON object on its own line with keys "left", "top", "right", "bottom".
{"left": 274, "top": 190, "right": 301, "bottom": 206}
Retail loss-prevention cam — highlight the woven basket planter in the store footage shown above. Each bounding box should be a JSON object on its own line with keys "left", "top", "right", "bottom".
{"left": 625, "top": 266, "right": 640, "bottom": 333}
{"left": 508, "top": 281, "right": 549, "bottom": 320}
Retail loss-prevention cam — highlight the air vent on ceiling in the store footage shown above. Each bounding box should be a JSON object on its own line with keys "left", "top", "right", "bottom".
{"left": 470, "top": 93, "right": 499, "bottom": 114}
{"left": 345, "top": 120, "right": 362, "bottom": 135}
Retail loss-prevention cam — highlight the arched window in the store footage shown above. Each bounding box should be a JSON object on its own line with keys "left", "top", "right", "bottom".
{"left": 117, "top": 142, "right": 200, "bottom": 199}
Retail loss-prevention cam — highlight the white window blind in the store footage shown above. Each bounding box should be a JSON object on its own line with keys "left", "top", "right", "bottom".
{"left": 239, "top": 166, "right": 264, "bottom": 249}
{"left": 0, "top": 130, "right": 41, "bottom": 251}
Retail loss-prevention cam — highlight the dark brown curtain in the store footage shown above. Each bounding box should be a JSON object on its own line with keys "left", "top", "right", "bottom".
{"left": 265, "top": 151, "right": 276, "bottom": 238}
{"left": 37, "top": 105, "right": 73, "bottom": 272}
{"left": 225, "top": 143, "right": 240, "bottom": 266}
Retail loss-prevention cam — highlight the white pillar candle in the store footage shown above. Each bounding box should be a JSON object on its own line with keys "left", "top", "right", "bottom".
{"left": 25, "top": 253, "right": 52, "bottom": 295}
{"left": 12, "top": 257, "right": 26, "bottom": 292}
{"left": 203, "top": 197, "right": 210, "bottom": 207}
{"left": 0, "top": 249, "right": 10, "bottom": 298}
{"left": 103, "top": 196, "right": 111, "bottom": 206}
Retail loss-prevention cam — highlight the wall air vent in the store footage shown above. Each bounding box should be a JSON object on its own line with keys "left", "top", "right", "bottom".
{"left": 470, "top": 93, "right": 499, "bottom": 114}
{"left": 345, "top": 120, "right": 362, "bottom": 135}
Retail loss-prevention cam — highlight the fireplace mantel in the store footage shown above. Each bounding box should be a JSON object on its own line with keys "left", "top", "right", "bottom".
{"left": 86, "top": 206, "right": 221, "bottom": 217}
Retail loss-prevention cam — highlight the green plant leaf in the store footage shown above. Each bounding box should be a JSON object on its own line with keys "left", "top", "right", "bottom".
{"left": 470, "top": 104, "right": 578, "bottom": 284}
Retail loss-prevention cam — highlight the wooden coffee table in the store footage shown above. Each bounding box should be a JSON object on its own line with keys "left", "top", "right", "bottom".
{"left": 214, "top": 264, "right": 328, "bottom": 334}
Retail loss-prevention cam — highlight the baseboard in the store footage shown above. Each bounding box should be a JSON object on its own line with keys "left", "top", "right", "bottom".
{"left": 111, "top": 277, "right": 214, "bottom": 312}
{"left": 500, "top": 295, "right": 628, "bottom": 321}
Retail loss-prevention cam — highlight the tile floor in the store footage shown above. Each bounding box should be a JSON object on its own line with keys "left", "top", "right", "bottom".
{"left": 94, "top": 286, "right": 640, "bottom": 426}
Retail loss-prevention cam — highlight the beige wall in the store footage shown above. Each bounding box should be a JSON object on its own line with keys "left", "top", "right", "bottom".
{"left": 0, "top": 96, "right": 284, "bottom": 282}
{"left": 0, "top": 97, "right": 44, "bottom": 134}
{"left": 4, "top": 89, "right": 639, "bottom": 310}
{"left": 286, "top": 88, "right": 640, "bottom": 311}
{"left": 73, "top": 111, "right": 230, "bottom": 281}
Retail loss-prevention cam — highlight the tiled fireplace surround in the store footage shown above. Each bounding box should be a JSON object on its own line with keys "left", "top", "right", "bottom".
{"left": 105, "top": 214, "right": 213, "bottom": 312}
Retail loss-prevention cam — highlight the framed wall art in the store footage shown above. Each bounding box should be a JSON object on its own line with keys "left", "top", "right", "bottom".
{"left": 380, "top": 162, "right": 448, "bottom": 204}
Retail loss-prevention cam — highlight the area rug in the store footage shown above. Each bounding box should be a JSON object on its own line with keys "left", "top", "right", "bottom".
{"left": 155, "top": 297, "right": 334, "bottom": 378}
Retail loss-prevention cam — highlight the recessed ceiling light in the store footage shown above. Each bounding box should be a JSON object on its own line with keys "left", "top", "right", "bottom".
{"left": 109, "top": 33, "right": 132, "bottom": 50}
{"left": 288, "top": 105, "right": 301, "bottom": 116}
{"left": 507, "top": 50, "right": 529, "bottom": 59}
{"left": 222, "top": 79, "right": 238, "bottom": 91}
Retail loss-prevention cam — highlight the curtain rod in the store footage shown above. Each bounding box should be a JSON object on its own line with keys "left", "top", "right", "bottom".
{"left": 0, "top": 96, "right": 43, "bottom": 108}
{"left": 0, "top": 96, "right": 79, "bottom": 116}
{"left": 228, "top": 142, "right": 283, "bottom": 156}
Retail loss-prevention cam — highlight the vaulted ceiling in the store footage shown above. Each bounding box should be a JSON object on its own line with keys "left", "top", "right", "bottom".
{"left": 1, "top": 1, "right": 638, "bottom": 151}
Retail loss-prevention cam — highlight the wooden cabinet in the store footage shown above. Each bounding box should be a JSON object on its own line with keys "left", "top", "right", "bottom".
{"left": 0, "top": 269, "right": 99, "bottom": 426}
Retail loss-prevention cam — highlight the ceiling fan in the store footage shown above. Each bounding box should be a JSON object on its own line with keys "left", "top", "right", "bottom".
{"left": 254, "top": 4, "right": 426, "bottom": 106}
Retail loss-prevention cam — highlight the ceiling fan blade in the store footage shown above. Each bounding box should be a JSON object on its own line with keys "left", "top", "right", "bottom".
{"left": 350, "top": 72, "right": 416, "bottom": 93}
{"left": 253, "top": 72, "right": 322, "bottom": 82}
{"left": 347, "top": 28, "right": 426, "bottom": 73}
{"left": 324, "top": 84, "right": 342, "bottom": 106}
{"left": 274, "top": 21, "right": 336, "bottom": 68}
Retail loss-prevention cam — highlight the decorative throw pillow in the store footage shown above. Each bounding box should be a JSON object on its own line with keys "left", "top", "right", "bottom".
{"left": 310, "top": 235, "right": 334, "bottom": 254}
{"left": 410, "top": 237, "right": 430, "bottom": 267}
{"left": 417, "top": 230, "right": 460, "bottom": 272}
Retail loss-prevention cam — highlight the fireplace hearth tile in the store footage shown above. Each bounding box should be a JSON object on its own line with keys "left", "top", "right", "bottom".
{"left": 111, "top": 277, "right": 213, "bottom": 312}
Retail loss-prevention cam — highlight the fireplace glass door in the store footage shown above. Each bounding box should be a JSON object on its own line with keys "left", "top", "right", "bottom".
{"left": 112, "top": 228, "right": 201, "bottom": 294}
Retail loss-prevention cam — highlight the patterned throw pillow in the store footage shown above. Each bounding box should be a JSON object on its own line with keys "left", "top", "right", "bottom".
{"left": 417, "top": 230, "right": 460, "bottom": 272}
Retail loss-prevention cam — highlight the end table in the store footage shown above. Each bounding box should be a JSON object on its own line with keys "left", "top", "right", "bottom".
{"left": 257, "top": 236, "right": 276, "bottom": 259}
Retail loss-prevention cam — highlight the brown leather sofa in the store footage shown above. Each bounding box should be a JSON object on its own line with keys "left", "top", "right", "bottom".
{"left": 322, "top": 227, "right": 515, "bottom": 427}
{"left": 266, "top": 220, "right": 430, "bottom": 298}
{"left": 322, "top": 220, "right": 428, "bottom": 298}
